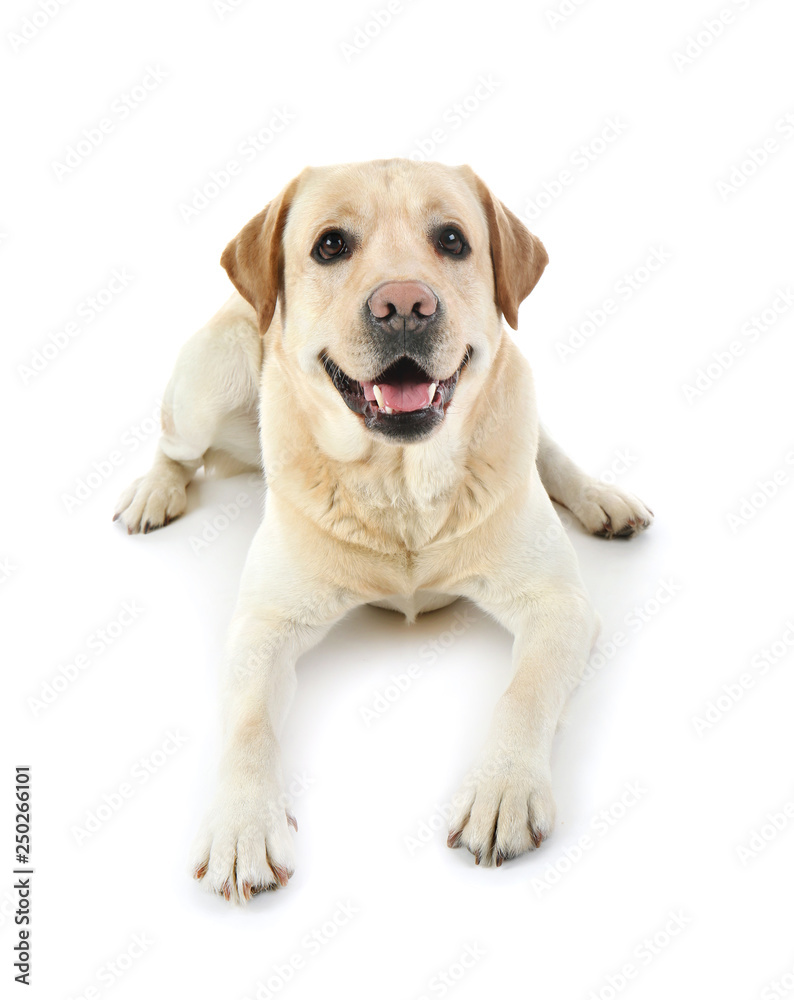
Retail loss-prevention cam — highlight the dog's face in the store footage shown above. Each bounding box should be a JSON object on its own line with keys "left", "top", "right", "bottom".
{"left": 222, "top": 160, "right": 547, "bottom": 445}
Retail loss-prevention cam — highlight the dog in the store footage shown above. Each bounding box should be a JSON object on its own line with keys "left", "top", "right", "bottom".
{"left": 114, "top": 159, "right": 652, "bottom": 902}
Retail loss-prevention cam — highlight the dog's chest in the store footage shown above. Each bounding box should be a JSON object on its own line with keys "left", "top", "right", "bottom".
{"left": 297, "top": 448, "right": 507, "bottom": 565}
{"left": 317, "top": 466, "right": 458, "bottom": 553}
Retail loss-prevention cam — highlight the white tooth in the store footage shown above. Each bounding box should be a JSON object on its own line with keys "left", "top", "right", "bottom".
{"left": 384, "top": 406, "right": 394, "bottom": 414}
{"left": 373, "top": 384, "right": 385, "bottom": 408}
{"left": 428, "top": 383, "right": 437, "bottom": 405}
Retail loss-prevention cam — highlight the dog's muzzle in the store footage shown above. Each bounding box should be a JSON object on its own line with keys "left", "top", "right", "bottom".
{"left": 321, "top": 350, "right": 470, "bottom": 443}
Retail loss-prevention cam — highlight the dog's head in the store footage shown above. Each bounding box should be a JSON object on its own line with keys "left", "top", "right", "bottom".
{"left": 222, "top": 159, "right": 547, "bottom": 445}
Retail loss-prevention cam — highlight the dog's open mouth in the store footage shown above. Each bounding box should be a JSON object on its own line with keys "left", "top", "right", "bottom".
{"left": 321, "top": 351, "right": 470, "bottom": 441}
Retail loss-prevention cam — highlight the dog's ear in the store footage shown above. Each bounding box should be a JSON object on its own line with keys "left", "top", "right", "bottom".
{"left": 464, "top": 167, "right": 548, "bottom": 330}
{"left": 220, "top": 175, "right": 301, "bottom": 334}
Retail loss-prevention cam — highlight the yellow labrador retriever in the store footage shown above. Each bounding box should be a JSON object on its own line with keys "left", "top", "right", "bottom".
{"left": 114, "top": 159, "right": 652, "bottom": 902}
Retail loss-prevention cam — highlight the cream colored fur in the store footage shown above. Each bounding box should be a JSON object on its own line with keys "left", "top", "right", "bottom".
{"left": 114, "top": 160, "right": 652, "bottom": 902}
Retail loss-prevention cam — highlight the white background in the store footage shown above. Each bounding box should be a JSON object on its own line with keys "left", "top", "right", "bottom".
{"left": 3, "top": 0, "right": 794, "bottom": 997}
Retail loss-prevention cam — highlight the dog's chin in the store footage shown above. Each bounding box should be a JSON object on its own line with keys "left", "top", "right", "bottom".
{"left": 364, "top": 405, "right": 445, "bottom": 443}
{"left": 321, "top": 351, "right": 470, "bottom": 443}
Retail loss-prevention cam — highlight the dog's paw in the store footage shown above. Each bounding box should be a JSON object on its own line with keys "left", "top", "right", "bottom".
{"left": 571, "top": 481, "right": 653, "bottom": 539}
{"left": 113, "top": 473, "right": 187, "bottom": 535}
{"left": 189, "top": 790, "right": 297, "bottom": 904}
{"left": 447, "top": 760, "right": 556, "bottom": 867}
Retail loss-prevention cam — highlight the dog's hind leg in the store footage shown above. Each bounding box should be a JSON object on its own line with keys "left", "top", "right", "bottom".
{"left": 114, "top": 294, "right": 263, "bottom": 534}
{"left": 536, "top": 424, "right": 653, "bottom": 539}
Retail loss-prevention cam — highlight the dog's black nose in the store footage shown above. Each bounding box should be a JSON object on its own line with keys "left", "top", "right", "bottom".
{"left": 368, "top": 281, "right": 438, "bottom": 333}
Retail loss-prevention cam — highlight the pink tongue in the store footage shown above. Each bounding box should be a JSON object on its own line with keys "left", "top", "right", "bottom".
{"left": 381, "top": 381, "right": 432, "bottom": 412}
{"left": 362, "top": 380, "right": 432, "bottom": 412}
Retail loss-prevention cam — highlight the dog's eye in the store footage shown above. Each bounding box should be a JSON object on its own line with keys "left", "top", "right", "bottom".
{"left": 438, "top": 227, "right": 467, "bottom": 256}
{"left": 315, "top": 231, "right": 348, "bottom": 261}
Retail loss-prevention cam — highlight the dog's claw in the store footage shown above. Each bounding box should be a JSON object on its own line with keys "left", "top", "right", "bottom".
{"left": 595, "top": 516, "right": 613, "bottom": 538}
{"left": 447, "top": 829, "right": 462, "bottom": 849}
{"left": 271, "top": 865, "right": 292, "bottom": 888}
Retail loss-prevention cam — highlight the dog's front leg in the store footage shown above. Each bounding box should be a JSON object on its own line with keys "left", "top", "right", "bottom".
{"left": 536, "top": 424, "right": 653, "bottom": 539}
{"left": 448, "top": 504, "right": 598, "bottom": 867}
{"left": 190, "top": 505, "right": 358, "bottom": 903}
